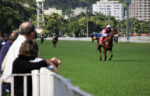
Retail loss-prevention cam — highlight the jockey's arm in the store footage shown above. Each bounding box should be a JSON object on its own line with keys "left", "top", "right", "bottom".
{"left": 102, "top": 29, "right": 108, "bottom": 37}
{"left": 103, "top": 33, "right": 108, "bottom": 37}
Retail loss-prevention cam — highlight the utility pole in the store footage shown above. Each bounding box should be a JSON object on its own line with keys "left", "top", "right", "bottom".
{"left": 108, "top": 11, "right": 111, "bottom": 25}
{"left": 133, "top": 0, "right": 136, "bottom": 35}
{"left": 86, "top": 7, "right": 89, "bottom": 37}
{"left": 36, "top": 0, "right": 45, "bottom": 28}
{"left": 125, "top": 0, "right": 131, "bottom": 42}
{"left": 140, "top": 20, "right": 143, "bottom": 34}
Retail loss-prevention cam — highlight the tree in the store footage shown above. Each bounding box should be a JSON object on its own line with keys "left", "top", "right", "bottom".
{"left": 64, "top": 9, "right": 74, "bottom": 22}
{"left": 43, "top": 13, "right": 63, "bottom": 36}
{"left": 0, "top": 0, "right": 36, "bottom": 35}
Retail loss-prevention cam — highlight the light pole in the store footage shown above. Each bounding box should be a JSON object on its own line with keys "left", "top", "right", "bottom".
{"left": 125, "top": 0, "right": 131, "bottom": 41}
{"left": 36, "top": 0, "right": 45, "bottom": 28}
{"left": 140, "top": 20, "right": 143, "bottom": 35}
{"left": 86, "top": 7, "right": 89, "bottom": 37}
{"left": 133, "top": 21, "right": 135, "bottom": 35}
{"left": 108, "top": 11, "right": 111, "bottom": 25}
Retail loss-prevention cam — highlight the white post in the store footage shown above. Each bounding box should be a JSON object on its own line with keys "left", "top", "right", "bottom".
{"left": 11, "top": 77, "right": 14, "bottom": 96}
{"left": 23, "top": 76, "right": 27, "bottom": 96}
{"left": 40, "top": 68, "right": 54, "bottom": 96}
{"left": 32, "top": 70, "right": 40, "bottom": 96}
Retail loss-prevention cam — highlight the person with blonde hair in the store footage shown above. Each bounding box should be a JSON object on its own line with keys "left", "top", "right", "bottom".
{"left": 12, "top": 39, "right": 60, "bottom": 96}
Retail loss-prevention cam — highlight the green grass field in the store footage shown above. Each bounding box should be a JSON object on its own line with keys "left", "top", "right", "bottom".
{"left": 37, "top": 40, "right": 150, "bottom": 96}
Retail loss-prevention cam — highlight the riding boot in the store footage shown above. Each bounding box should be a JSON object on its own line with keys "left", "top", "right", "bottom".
{"left": 99, "top": 37, "right": 103, "bottom": 46}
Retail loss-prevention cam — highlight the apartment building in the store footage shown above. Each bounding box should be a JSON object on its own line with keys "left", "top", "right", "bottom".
{"left": 72, "top": 7, "right": 87, "bottom": 17}
{"left": 44, "top": 8, "right": 62, "bottom": 16}
{"left": 129, "top": 0, "right": 150, "bottom": 21}
{"left": 92, "top": 0, "right": 124, "bottom": 20}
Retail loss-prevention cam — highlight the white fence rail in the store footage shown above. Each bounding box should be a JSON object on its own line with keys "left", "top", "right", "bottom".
{"left": 0, "top": 68, "right": 92, "bottom": 96}
{"left": 39, "top": 36, "right": 150, "bottom": 43}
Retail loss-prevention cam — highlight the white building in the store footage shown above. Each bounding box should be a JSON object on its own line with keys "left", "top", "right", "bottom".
{"left": 44, "top": 8, "right": 62, "bottom": 16}
{"left": 92, "top": 0, "right": 124, "bottom": 20}
{"left": 130, "top": 0, "right": 150, "bottom": 21}
{"left": 72, "top": 7, "right": 87, "bottom": 17}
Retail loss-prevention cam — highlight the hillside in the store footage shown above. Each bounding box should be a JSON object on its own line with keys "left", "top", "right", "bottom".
{"left": 44, "top": 0, "right": 124, "bottom": 10}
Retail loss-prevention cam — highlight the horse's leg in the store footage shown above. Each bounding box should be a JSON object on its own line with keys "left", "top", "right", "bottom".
{"left": 108, "top": 49, "right": 113, "bottom": 60}
{"left": 97, "top": 38, "right": 99, "bottom": 45}
{"left": 55, "top": 42, "right": 57, "bottom": 47}
{"left": 97, "top": 38, "right": 100, "bottom": 50}
{"left": 104, "top": 49, "right": 107, "bottom": 61}
{"left": 52, "top": 42, "right": 55, "bottom": 48}
{"left": 92, "top": 38, "right": 94, "bottom": 43}
{"left": 98, "top": 45, "right": 102, "bottom": 61}
{"left": 54, "top": 43, "right": 56, "bottom": 48}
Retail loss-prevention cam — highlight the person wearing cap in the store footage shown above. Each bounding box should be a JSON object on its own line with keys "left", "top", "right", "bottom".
{"left": 99, "top": 25, "right": 112, "bottom": 45}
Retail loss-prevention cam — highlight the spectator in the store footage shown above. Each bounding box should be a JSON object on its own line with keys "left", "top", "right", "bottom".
{"left": 0, "top": 36, "right": 3, "bottom": 50}
{"left": 0, "top": 34, "right": 9, "bottom": 51}
{"left": 0, "top": 31, "right": 18, "bottom": 95}
{"left": 1, "top": 22, "right": 36, "bottom": 84}
{"left": 12, "top": 39, "right": 59, "bottom": 96}
{"left": 0, "top": 31, "right": 18, "bottom": 73}
{"left": 1, "top": 22, "right": 60, "bottom": 83}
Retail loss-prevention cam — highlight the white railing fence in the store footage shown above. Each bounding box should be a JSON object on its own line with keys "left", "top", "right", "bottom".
{"left": 0, "top": 67, "right": 92, "bottom": 96}
{"left": 39, "top": 36, "right": 150, "bottom": 43}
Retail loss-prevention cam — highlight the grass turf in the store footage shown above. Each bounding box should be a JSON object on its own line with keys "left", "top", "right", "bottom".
{"left": 37, "top": 40, "right": 150, "bottom": 96}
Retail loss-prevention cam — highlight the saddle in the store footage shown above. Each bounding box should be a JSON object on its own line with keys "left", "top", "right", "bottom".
{"left": 102, "top": 37, "right": 108, "bottom": 42}
{"left": 102, "top": 37, "right": 109, "bottom": 45}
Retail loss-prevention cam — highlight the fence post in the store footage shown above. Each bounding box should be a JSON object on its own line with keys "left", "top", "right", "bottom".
{"left": 23, "top": 76, "right": 27, "bottom": 96}
{"left": 40, "top": 68, "right": 54, "bottom": 96}
{"left": 11, "top": 76, "right": 14, "bottom": 96}
{"left": 32, "top": 70, "right": 40, "bottom": 96}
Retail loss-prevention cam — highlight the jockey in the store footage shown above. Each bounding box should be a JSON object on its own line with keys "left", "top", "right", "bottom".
{"left": 99, "top": 25, "right": 112, "bottom": 45}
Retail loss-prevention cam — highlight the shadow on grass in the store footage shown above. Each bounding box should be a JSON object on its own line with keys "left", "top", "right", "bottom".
{"left": 111, "top": 59, "right": 144, "bottom": 62}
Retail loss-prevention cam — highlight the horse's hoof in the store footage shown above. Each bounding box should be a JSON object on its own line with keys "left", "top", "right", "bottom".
{"left": 108, "top": 58, "right": 111, "bottom": 61}
{"left": 100, "top": 58, "right": 102, "bottom": 61}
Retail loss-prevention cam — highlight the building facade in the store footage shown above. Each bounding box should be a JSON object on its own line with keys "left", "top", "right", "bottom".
{"left": 72, "top": 7, "right": 87, "bottom": 16}
{"left": 129, "top": 0, "right": 150, "bottom": 21}
{"left": 92, "top": 0, "right": 124, "bottom": 20}
{"left": 44, "top": 8, "right": 62, "bottom": 16}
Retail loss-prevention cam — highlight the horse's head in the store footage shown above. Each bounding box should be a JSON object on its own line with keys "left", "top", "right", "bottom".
{"left": 112, "top": 29, "right": 118, "bottom": 43}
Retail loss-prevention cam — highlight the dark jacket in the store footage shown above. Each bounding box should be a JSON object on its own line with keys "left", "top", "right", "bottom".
{"left": 0, "top": 38, "right": 4, "bottom": 50}
{"left": 0, "top": 40, "right": 12, "bottom": 73}
{"left": 12, "top": 55, "right": 47, "bottom": 96}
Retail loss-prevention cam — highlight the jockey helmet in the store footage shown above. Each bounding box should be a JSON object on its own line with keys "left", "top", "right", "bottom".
{"left": 106, "top": 25, "right": 111, "bottom": 28}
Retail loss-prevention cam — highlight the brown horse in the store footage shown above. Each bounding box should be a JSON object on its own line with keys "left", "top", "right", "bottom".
{"left": 52, "top": 36, "right": 58, "bottom": 48}
{"left": 98, "top": 29, "right": 118, "bottom": 61}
